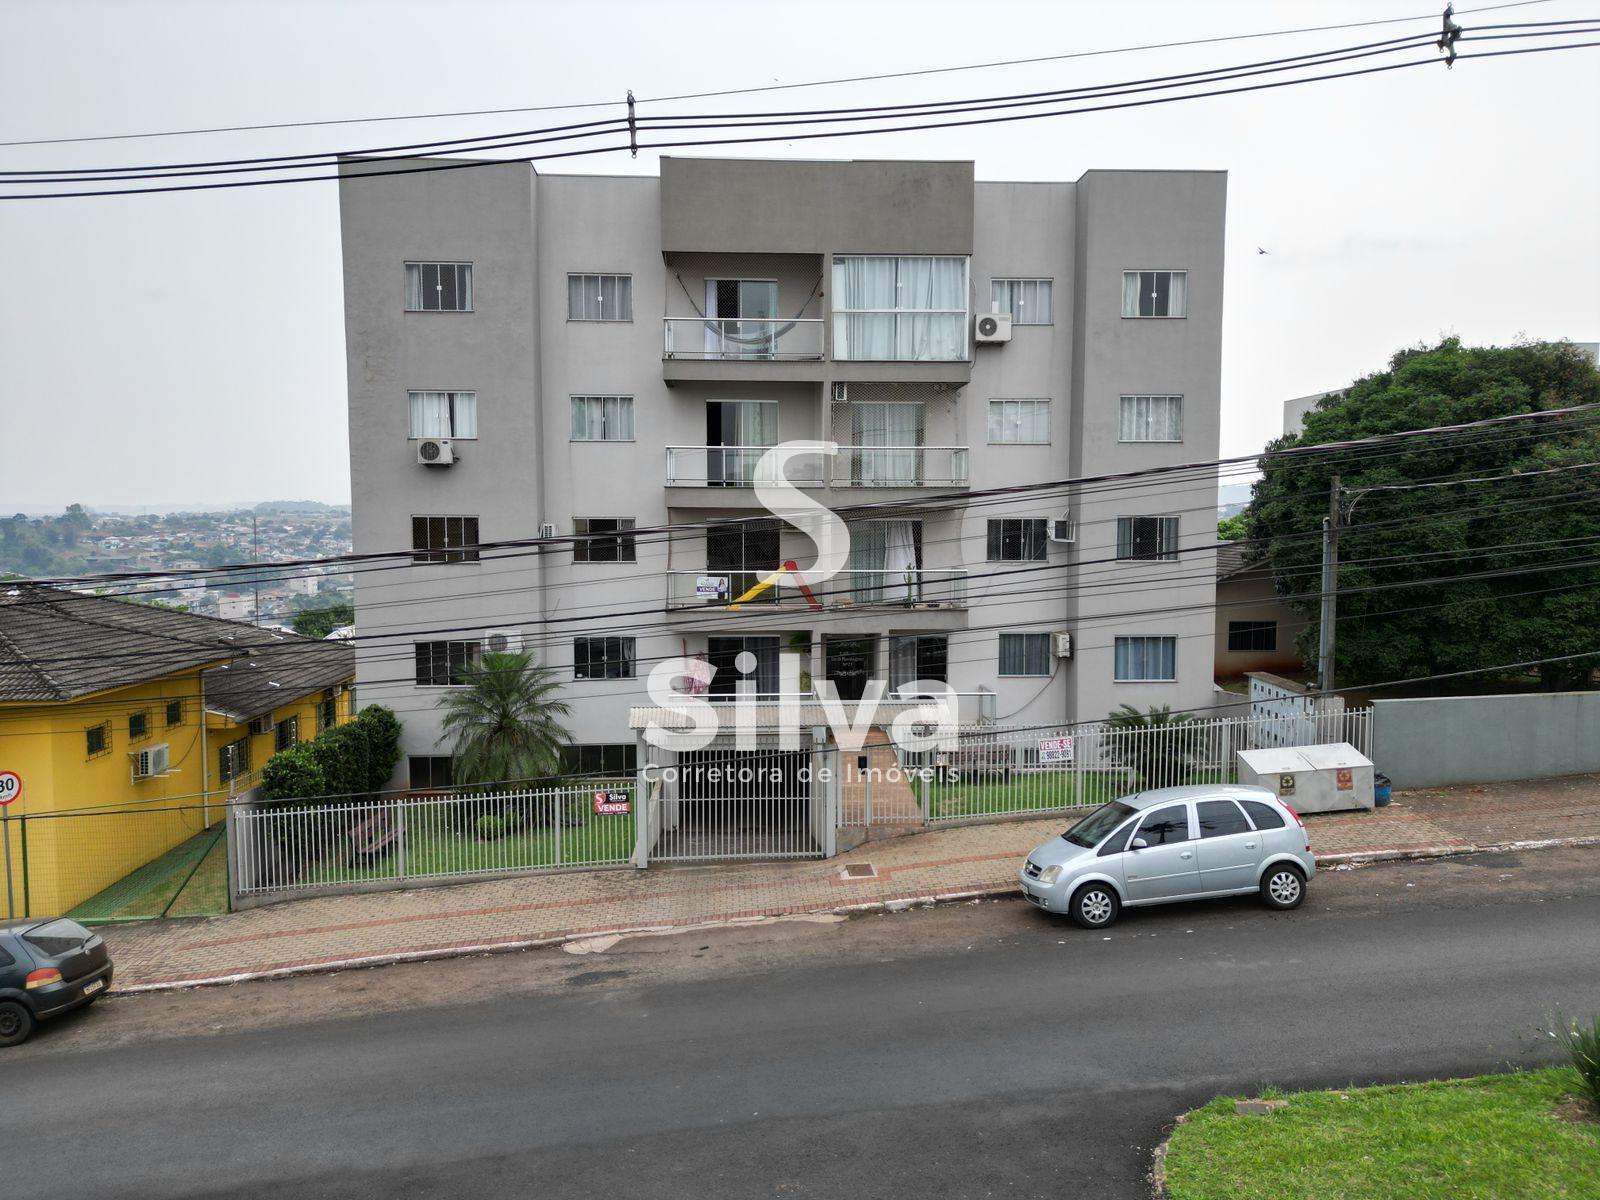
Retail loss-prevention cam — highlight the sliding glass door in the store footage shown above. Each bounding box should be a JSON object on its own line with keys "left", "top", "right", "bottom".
{"left": 851, "top": 402, "right": 924, "bottom": 486}
{"left": 706, "top": 400, "right": 778, "bottom": 486}
{"left": 705, "top": 279, "right": 778, "bottom": 359}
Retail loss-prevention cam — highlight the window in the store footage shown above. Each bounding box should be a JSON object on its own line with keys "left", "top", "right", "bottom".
{"left": 128, "top": 710, "right": 151, "bottom": 742}
{"left": 317, "top": 695, "right": 339, "bottom": 733}
{"left": 573, "top": 517, "right": 636, "bottom": 563}
{"left": 408, "top": 391, "right": 477, "bottom": 439}
{"left": 1240, "top": 799, "right": 1286, "bottom": 830}
{"left": 22, "top": 919, "right": 92, "bottom": 957}
{"left": 889, "top": 635, "right": 948, "bottom": 692}
{"left": 219, "top": 737, "right": 251, "bottom": 783}
{"left": 165, "top": 699, "right": 184, "bottom": 727}
{"left": 561, "top": 743, "right": 639, "bottom": 777}
{"left": 409, "top": 756, "right": 455, "bottom": 790}
{"left": 275, "top": 717, "right": 299, "bottom": 752}
{"left": 987, "top": 399, "right": 1051, "bottom": 445}
{"left": 1098, "top": 822, "right": 1138, "bottom": 857}
{"left": 568, "top": 273, "right": 632, "bottom": 321}
{"left": 405, "top": 262, "right": 473, "bottom": 312}
{"left": 1116, "top": 516, "right": 1180, "bottom": 561}
{"left": 86, "top": 722, "right": 110, "bottom": 759}
{"left": 1114, "top": 636, "right": 1178, "bottom": 682}
{"left": 991, "top": 278, "right": 1053, "bottom": 324}
{"left": 998, "top": 632, "right": 1052, "bottom": 677}
{"left": 986, "top": 518, "right": 1048, "bottom": 561}
{"left": 415, "top": 641, "right": 480, "bottom": 687}
{"left": 1119, "top": 395, "right": 1184, "bottom": 442}
{"left": 412, "top": 515, "right": 480, "bottom": 564}
{"left": 1121, "top": 269, "right": 1188, "bottom": 318}
{"left": 1228, "top": 621, "right": 1278, "bottom": 652}
{"left": 1136, "top": 804, "right": 1192, "bottom": 845}
{"left": 707, "top": 636, "right": 781, "bottom": 698}
{"left": 570, "top": 396, "right": 635, "bottom": 441}
{"left": 1197, "top": 799, "right": 1251, "bottom": 839}
{"left": 832, "top": 255, "right": 968, "bottom": 361}
{"left": 574, "top": 637, "right": 635, "bottom": 680}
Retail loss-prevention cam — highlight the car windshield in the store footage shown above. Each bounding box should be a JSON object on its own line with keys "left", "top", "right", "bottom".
{"left": 1062, "top": 801, "right": 1138, "bottom": 848}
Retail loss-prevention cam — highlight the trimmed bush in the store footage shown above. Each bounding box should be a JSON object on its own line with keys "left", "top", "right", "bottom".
{"left": 357, "top": 705, "right": 403, "bottom": 791}
{"left": 260, "top": 744, "right": 326, "bottom": 802}
{"left": 260, "top": 703, "right": 403, "bottom": 803}
{"left": 475, "top": 814, "right": 506, "bottom": 841}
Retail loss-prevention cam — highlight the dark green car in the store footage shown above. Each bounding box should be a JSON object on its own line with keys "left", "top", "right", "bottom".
{"left": 0, "top": 918, "right": 114, "bottom": 1047}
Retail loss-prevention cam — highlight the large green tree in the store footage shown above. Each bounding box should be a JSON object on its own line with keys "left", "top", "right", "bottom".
{"left": 1246, "top": 339, "right": 1600, "bottom": 691}
{"left": 438, "top": 652, "right": 572, "bottom": 786}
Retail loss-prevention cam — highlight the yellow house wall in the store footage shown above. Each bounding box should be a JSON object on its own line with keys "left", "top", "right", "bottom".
{"left": 205, "top": 683, "right": 355, "bottom": 796}
{"left": 0, "top": 670, "right": 212, "bottom": 917}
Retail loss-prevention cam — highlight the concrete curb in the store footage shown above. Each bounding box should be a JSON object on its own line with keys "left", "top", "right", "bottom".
{"left": 108, "top": 835, "right": 1600, "bottom": 995}
{"left": 1148, "top": 1113, "right": 1185, "bottom": 1200}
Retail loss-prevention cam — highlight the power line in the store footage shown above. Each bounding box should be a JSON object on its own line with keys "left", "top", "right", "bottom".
{"left": 0, "top": 0, "right": 1561, "bottom": 149}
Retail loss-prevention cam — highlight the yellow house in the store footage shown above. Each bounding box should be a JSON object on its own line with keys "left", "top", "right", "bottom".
{"left": 0, "top": 584, "right": 354, "bottom": 917}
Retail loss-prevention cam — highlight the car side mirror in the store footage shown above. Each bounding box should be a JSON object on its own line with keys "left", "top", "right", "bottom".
{"left": 1130, "top": 837, "right": 1148, "bottom": 851}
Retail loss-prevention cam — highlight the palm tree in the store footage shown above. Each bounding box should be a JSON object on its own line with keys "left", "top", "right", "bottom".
{"left": 437, "top": 652, "right": 573, "bottom": 787}
{"left": 1104, "top": 704, "right": 1203, "bottom": 789}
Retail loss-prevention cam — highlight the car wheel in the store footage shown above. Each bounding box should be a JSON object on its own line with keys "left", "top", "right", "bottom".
{"left": 1069, "top": 883, "right": 1121, "bottom": 930}
{"left": 0, "top": 1000, "right": 35, "bottom": 1048}
{"left": 1261, "top": 863, "right": 1306, "bottom": 910}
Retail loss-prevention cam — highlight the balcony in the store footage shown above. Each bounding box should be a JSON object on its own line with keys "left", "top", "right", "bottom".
{"left": 662, "top": 317, "right": 825, "bottom": 384}
{"left": 664, "top": 446, "right": 968, "bottom": 492}
{"left": 667, "top": 568, "right": 968, "bottom": 611}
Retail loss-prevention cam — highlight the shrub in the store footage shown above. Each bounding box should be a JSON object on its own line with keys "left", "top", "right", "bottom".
{"left": 261, "top": 744, "right": 326, "bottom": 802}
{"left": 475, "top": 814, "right": 506, "bottom": 841}
{"left": 311, "top": 721, "right": 370, "bottom": 799}
{"left": 357, "top": 705, "right": 403, "bottom": 791}
{"left": 1554, "top": 1012, "right": 1600, "bottom": 1108}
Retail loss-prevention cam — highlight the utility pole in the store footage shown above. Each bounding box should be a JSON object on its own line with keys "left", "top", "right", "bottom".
{"left": 251, "top": 515, "right": 261, "bottom": 627}
{"left": 1317, "top": 475, "right": 1342, "bottom": 694}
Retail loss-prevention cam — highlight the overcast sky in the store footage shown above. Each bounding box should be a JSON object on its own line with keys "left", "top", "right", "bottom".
{"left": 2, "top": 0, "right": 1596, "bottom": 511}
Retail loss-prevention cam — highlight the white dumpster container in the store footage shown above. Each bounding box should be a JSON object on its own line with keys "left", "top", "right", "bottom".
{"left": 1236, "top": 742, "right": 1374, "bottom": 814}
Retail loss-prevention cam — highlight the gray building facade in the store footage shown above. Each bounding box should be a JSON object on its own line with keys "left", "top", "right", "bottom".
{"left": 338, "top": 156, "right": 1227, "bottom": 783}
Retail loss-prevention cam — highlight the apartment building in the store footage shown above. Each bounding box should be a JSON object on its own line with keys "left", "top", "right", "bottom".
{"left": 338, "top": 156, "right": 1226, "bottom": 786}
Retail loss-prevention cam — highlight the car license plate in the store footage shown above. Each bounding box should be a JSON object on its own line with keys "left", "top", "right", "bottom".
{"left": 81, "top": 978, "right": 104, "bottom": 996}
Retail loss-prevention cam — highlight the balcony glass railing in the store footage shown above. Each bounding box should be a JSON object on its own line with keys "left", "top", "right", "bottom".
{"left": 664, "top": 446, "right": 827, "bottom": 487}
{"left": 663, "top": 318, "right": 824, "bottom": 361}
{"left": 667, "top": 569, "right": 967, "bottom": 610}
{"left": 664, "top": 446, "right": 968, "bottom": 488}
{"left": 832, "top": 446, "right": 968, "bottom": 487}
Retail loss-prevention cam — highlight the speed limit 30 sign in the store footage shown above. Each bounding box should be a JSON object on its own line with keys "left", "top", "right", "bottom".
{"left": 0, "top": 770, "right": 21, "bottom": 806}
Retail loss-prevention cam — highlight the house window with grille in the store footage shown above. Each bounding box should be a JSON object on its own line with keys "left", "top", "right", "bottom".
{"left": 570, "top": 396, "right": 635, "bottom": 441}
{"left": 991, "top": 278, "right": 1052, "bottom": 324}
{"left": 408, "top": 391, "right": 477, "bottom": 439}
{"left": 998, "top": 633, "right": 1052, "bottom": 676}
{"left": 86, "top": 722, "right": 110, "bottom": 759}
{"left": 317, "top": 695, "right": 339, "bottom": 732}
{"left": 574, "top": 636, "right": 635, "bottom": 680}
{"left": 405, "top": 262, "right": 473, "bottom": 312}
{"left": 561, "top": 743, "right": 639, "bottom": 776}
{"left": 986, "top": 518, "right": 1048, "bottom": 561}
{"left": 275, "top": 716, "right": 299, "bottom": 752}
{"left": 1121, "top": 270, "right": 1187, "bottom": 318}
{"left": 1119, "top": 395, "right": 1184, "bottom": 443}
{"left": 1228, "top": 621, "right": 1279, "bottom": 652}
{"left": 412, "top": 515, "right": 480, "bottom": 564}
{"left": 165, "top": 699, "right": 184, "bottom": 727}
{"left": 409, "top": 755, "right": 455, "bottom": 790}
{"left": 987, "top": 399, "right": 1050, "bottom": 444}
{"left": 1114, "top": 636, "right": 1178, "bottom": 682}
{"left": 219, "top": 737, "right": 252, "bottom": 783}
{"left": 889, "top": 635, "right": 949, "bottom": 692}
{"left": 568, "top": 273, "right": 633, "bottom": 321}
{"left": 415, "top": 641, "right": 480, "bottom": 686}
{"left": 573, "top": 517, "right": 636, "bottom": 563}
{"left": 128, "top": 710, "right": 151, "bottom": 742}
{"left": 1116, "top": 515, "right": 1180, "bottom": 561}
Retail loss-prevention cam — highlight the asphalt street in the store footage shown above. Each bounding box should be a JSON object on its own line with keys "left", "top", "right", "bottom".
{"left": 5, "top": 853, "right": 1599, "bottom": 1199}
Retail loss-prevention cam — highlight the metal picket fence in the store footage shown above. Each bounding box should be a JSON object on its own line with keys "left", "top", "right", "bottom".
{"left": 908, "top": 709, "right": 1371, "bottom": 825}
{"left": 229, "top": 782, "right": 636, "bottom": 905}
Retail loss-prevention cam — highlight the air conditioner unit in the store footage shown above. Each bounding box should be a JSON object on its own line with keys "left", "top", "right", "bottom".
{"left": 132, "top": 744, "right": 170, "bottom": 780}
{"left": 974, "top": 313, "right": 1012, "bottom": 344}
{"left": 416, "top": 438, "right": 455, "bottom": 466}
{"left": 831, "top": 382, "right": 848, "bottom": 403}
{"left": 1054, "top": 632, "right": 1073, "bottom": 660}
{"left": 1050, "top": 514, "right": 1077, "bottom": 544}
{"left": 482, "top": 627, "right": 523, "bottom": 655}
{"left": 538, "top": 523, "right": 557, "bottom": 540}
{"left": 250, "top": 714, "right": 273, "bottom": 735}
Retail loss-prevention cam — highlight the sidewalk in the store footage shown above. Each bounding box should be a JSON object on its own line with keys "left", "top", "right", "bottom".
{"left": 101, "top": 773, "right": 1600, "bottom": 991}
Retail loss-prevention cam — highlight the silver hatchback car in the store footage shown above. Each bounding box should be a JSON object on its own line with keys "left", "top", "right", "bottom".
{"left": 1019, "top": 784, "right": 1315, "bottom": 929}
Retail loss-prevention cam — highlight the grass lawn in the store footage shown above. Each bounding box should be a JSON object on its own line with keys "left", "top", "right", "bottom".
{"left": 1163, "top": 1069, "right": 1600, "bottom": 1200}
{"left": 916, "top": 769, "right": 1131, "bottom": 820}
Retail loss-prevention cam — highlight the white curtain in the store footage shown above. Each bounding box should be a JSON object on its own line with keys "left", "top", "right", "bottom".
{"left": 852, "top": 402, "right": 923, "bottom": 485}
{"left": 832, "top": 257, "right": 896, "bottom": 360}
{"left": 1167, "top": 271, "right": 1187, "bottom": 317}
{"left": 1120, "top": 395, "right": 1183, "bottom": 442}
{"left": 846, "top": 520, "right": 919, "bottom": 603}
{"left": 409, "top": 391, "right": 451, "bottom": 438}
{"left": 896, "top": 256, "right": 965, "bottom": 361}
{"left": 1121, "top": 272, "right": 1142, "bottom": 318}
{"left": 833, "top": 257, "right": 963, "bottom": 361}
{"left": 883, "top": 519, "right": 920, "bottom": 604}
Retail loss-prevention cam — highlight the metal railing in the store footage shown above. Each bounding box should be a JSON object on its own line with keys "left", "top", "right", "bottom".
{"left": 230, "top": 783, "right": 636, "bottom": 903}
{"left": 663, "top": 317, "right": 824, "bottom": 361}
{"left": 666, "top": 568, "right": 968, "bottom": 609}
{"left": 906, "top": 709, "right": 1372, "bottom": 824}
{"left": 664, "top": 445, "right": 970, "bottom": 487}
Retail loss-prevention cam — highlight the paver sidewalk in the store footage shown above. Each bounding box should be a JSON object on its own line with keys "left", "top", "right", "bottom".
{"left": 102, "top": 774, "right": 1600, "bottom": 991}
